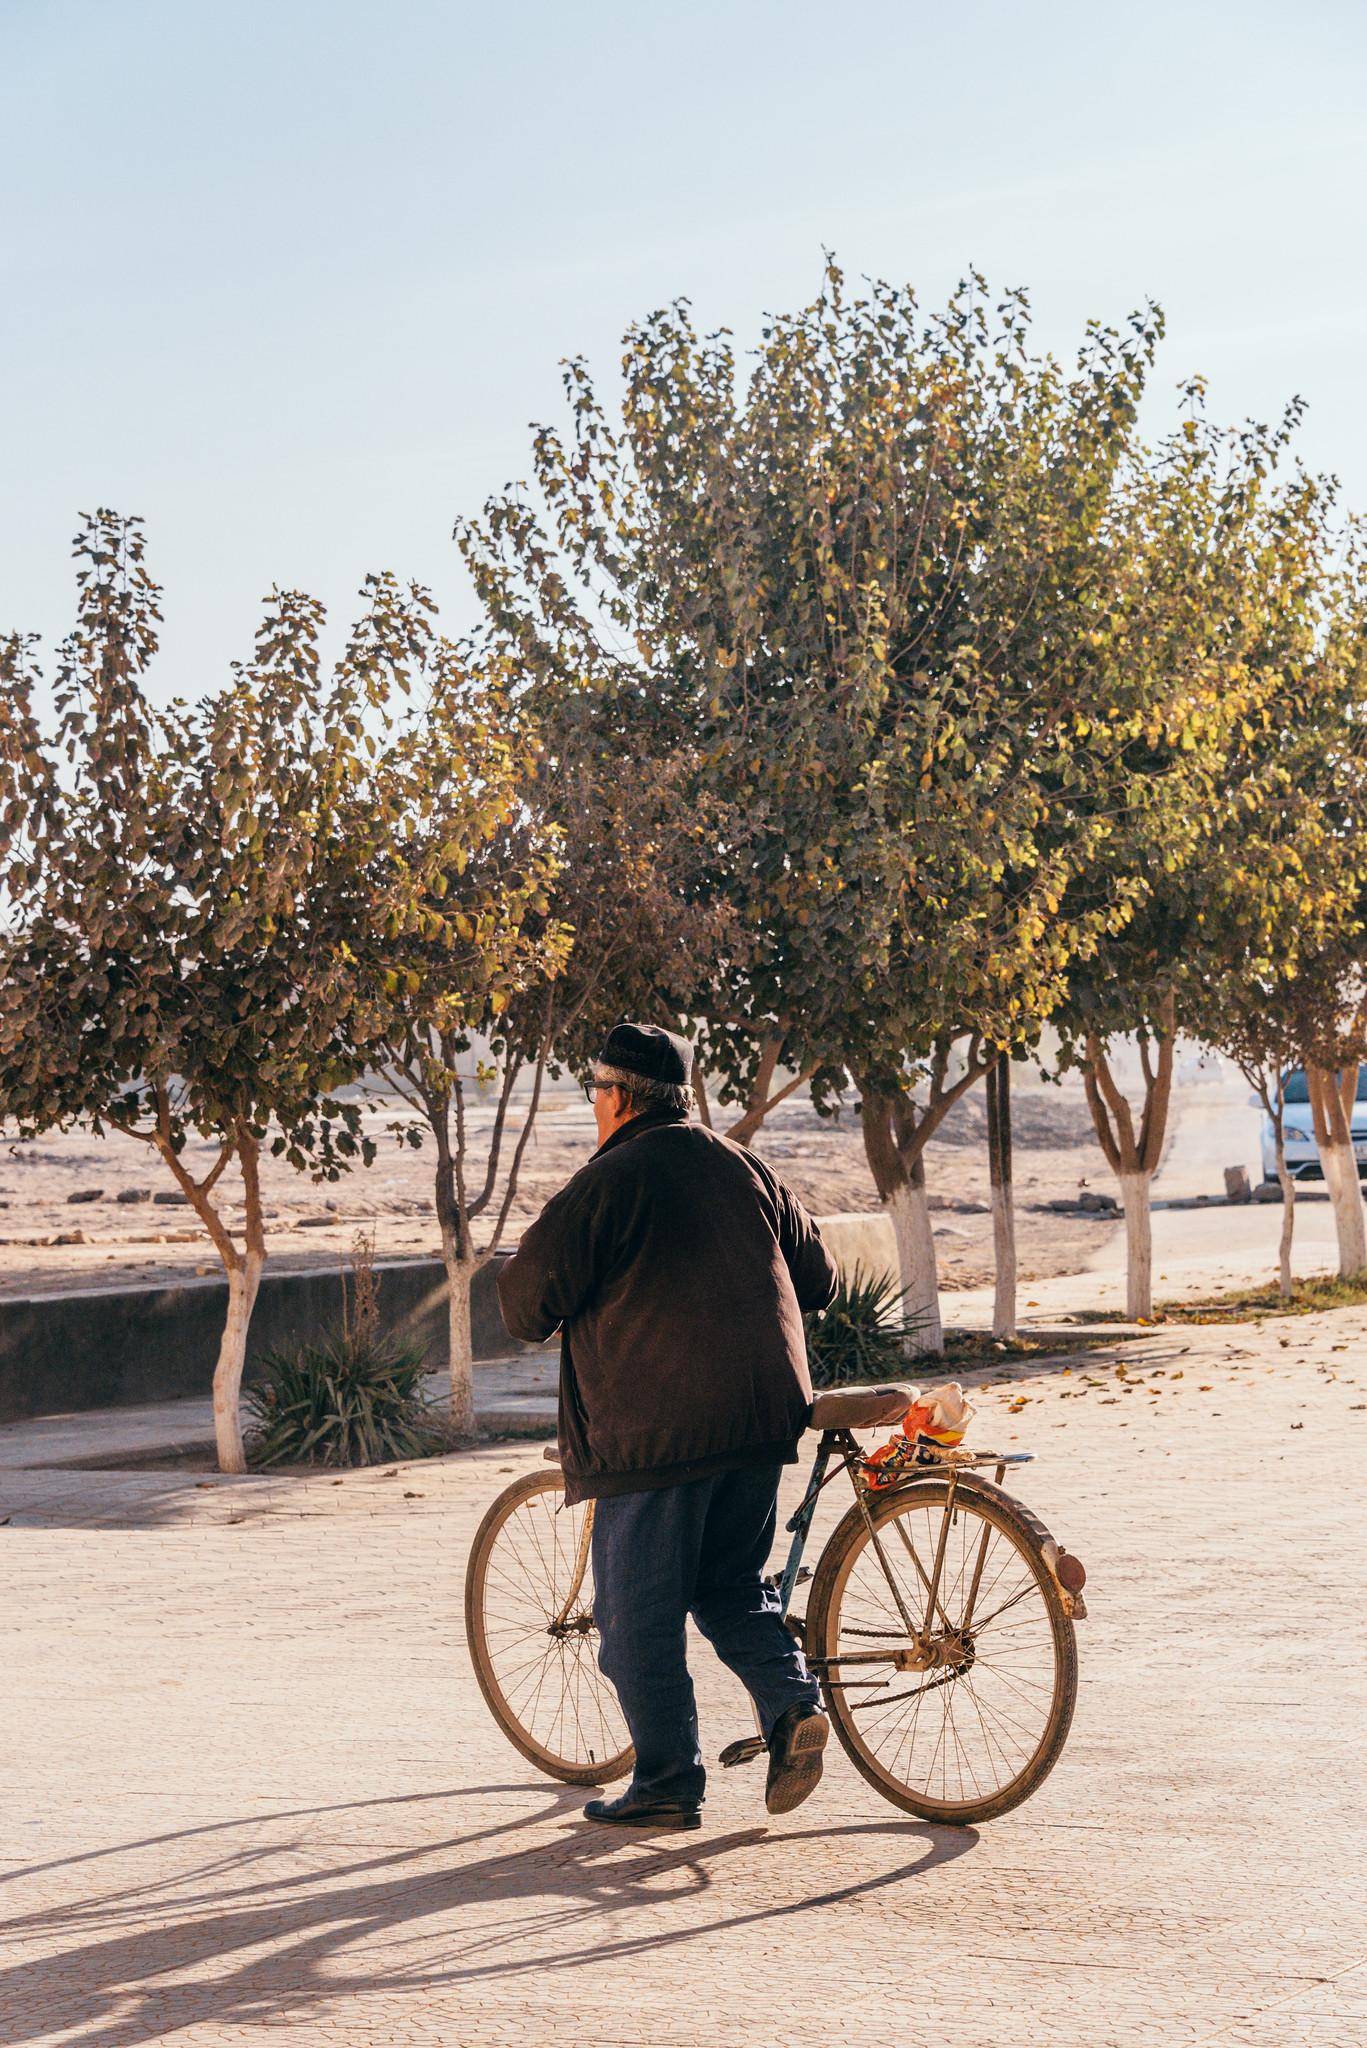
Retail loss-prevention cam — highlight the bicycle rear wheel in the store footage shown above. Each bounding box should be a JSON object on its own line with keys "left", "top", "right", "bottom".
{"left": 807, "top": 1477, "right": 1077, "bottom": 1825}
{"left": 464, "top": 1469, "right": 634, "bottom": 1786}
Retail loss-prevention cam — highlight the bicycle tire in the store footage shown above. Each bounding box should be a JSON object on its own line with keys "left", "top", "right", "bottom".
{"left": 464, "top": 1468, "right": 634, "bottom": 1787}
{"left": 806, "top": 1475, "right": 1077, "bottom": 1825}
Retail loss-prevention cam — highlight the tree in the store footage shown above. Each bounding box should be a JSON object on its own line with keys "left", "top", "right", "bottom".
{"left": 352, "top": 584, "right": 735, "bottom": 1430}
{"left": 1203, "top": 950, "right": 1367, "bottom": 1294}
{"left": 0, "top": 515, "right": 455, "bottom": 1470}
{"left": 779, "top": 274, "right": 1163, "bottom": 1349}
{"left": 459, "top": 266, "right": 1163, "bottom": 1363}
{"left": 1276, "top": 944, "right": 1367, "bottom": 1276}
{"left": 1283, "top": 553, "right": 1367, "bottom": 1274}
{"left": 1060, "top": 419, "right": 1367, "bottom": 1314}
{"left": 1190, "top": 518, "right": 1367, "bottom": 1288}
{"left": 1214, "top": 988, "right": 1304, "bottom": 1298}
{"left": 367, "top": 724, "right": 566, "bottom": 1433}
{"left": 455, "top": 270, "right": 939, "bottom": 1150}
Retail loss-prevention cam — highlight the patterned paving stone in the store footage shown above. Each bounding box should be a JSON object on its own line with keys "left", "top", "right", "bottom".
{"left": 2, "top": 1311, "right": 1366, "bottom": 2045}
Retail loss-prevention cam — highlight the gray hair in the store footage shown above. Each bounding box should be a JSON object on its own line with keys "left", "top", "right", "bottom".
{"left": 593, "top": 1063, "right": 694, "bottom": 1116}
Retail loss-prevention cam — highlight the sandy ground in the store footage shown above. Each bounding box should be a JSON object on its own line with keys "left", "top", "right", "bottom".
{"left": 0, "top": 1058, "right": 1285, "bottom": 1306}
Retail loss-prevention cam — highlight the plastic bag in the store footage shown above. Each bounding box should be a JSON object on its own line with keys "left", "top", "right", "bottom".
{"left": 864, "top": 1381, "right": 975, "bottom": 1489}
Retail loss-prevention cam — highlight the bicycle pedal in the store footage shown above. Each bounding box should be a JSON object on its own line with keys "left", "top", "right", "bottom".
{"left": 764, "top": 1566, "right": 811, "bottom": 1589}
{"left": 718, "top": 1735, "right": 768, "bottom": 1768}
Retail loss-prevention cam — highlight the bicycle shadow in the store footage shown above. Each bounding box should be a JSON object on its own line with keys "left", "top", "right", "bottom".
{"left": 0, "top": 1782, "right": 977, "bottom": 2047}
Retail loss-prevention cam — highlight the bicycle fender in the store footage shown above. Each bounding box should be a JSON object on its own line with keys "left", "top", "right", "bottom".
{"left": 944, "top": 1471, "right": 1089, "bottom": 1622}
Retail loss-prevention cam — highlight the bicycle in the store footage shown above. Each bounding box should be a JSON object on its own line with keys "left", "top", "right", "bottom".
{"left": 464, "top": 1382, "right": 1087, "bottom": 1825}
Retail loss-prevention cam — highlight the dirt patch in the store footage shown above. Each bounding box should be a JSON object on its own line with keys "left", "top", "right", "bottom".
{"left": 0, "top": 1068, "right": 1117, "bottom": 1302}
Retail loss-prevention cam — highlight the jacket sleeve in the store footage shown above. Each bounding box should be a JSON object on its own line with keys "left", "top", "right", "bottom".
{"left": 775, "top": 1180, "right": 840, "bottom": 1314}
{"left": 496, "top": 1177, "right": 604, "bottom": 1342}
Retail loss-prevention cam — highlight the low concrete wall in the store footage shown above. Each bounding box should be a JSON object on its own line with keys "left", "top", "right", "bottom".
{"left": 0, "top": 1255, "right": 524, "bottom": 1425}
{"left": 0, "top": 1209, "right": 900, "bottom": 1426}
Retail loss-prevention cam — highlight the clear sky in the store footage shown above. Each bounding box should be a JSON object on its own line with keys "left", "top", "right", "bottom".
{"left": 3, "top": 0, "right": 1365, "bottom": 702}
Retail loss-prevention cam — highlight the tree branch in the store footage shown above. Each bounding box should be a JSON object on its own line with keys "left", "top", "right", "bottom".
{"left": 485, "top": 992, "right": 554, "bottom": 1259}
{"left": 470, "top": 1049, "right": 524, "bottom": 1218}
{"left": 1083, "top": 1033, "right": 1131, "bottom": 1174}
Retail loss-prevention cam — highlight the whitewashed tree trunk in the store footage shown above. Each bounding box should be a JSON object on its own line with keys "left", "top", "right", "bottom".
{"left": 1321, "top": 1141, "right": 1367, "bottom": 1274}
{"left": 1081, "top": 1005, "right": 1175, "bottom": 1328}
{"left": 888, "top": 1177, "right": 944, "bottom": 1356}
{"left": 1275, "top": 1130, "right": 1296, "bottom": 1302}
{"left": 212, "top": 1254, "right": 262, "bottom": 1474}
{"left": 1118, "top": 1170, "right": 1154, "bottom": 1321}
{"left": 444, "top": 1248, "right": 477, "bottom": 1436}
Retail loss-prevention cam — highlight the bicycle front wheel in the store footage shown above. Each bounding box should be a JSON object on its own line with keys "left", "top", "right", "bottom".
{"left": 807, "top": 1478, "right": 1077, "bottom": 1825}
{"left": 464, "top": 1469, "right": 634, "bottom": 1786}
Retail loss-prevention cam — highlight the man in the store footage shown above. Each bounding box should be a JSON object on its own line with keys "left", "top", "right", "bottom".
{"left": 497, "top": 1021, "right": 839, "bottom": 1831}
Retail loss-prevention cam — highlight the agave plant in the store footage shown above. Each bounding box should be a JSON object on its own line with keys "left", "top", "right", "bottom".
{"left": 244, "top": 1235, "right": 438, "bottom": 1467}
{"left": 244, "top": 1326, "right": 437, "bottom": 1468}
{"left": 803, "top": 1265, "right": 924, "bottom": 1387}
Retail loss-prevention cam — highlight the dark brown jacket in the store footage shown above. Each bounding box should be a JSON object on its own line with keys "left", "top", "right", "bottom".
{"left": 496, "top": 1105, "right": 839, "bottom": 1502}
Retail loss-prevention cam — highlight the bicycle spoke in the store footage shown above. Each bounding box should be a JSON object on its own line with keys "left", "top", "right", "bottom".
{"left": 826, "top": 1487, "right": 1065, "bottom": 1814}
{"left": 472, "top": 1480, "right": 630, "bottom": 1774}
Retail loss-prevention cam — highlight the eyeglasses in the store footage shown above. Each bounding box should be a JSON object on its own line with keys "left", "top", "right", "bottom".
{"left": 583, "top": 1078, "right": 614, "bottom": 1104}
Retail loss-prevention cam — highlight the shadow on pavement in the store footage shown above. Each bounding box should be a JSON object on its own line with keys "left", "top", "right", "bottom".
{"left": 0, "top": 1782, "right": 977, "bottom": 2045}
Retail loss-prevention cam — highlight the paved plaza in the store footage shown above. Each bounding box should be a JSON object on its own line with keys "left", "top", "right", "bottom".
{"left": 3, "top": 1311, "right": 1366, "bottom": 2048}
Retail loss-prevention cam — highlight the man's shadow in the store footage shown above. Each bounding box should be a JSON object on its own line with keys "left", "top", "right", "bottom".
{"left": 0, "top": 1781, "right": 977, "bottom": 2048}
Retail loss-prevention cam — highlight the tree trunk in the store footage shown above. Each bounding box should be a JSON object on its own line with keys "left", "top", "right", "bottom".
{"left": 1082, "top": 1012, "right": 1174, "bottom": 1324}
{"left": 212, "top": 1254, "right": 262, "bottom": 1473}
{"left": 1274, "top": 1117, "right": 1296, "bottom": 1302}
{"left": 986, "top": 1056, "right": 1016, "bottom": 1341}
{"left": 1118, "top": 1170, "right": 1153, "bottom": 1321}
{"left": 856, "top": 1070, "right": 991, "bottom": 1364}
{"left": 724, "top": 1038, "right": 817, "bottom": 1148}
{"left": 690, "top": 1053, "right": 713, "bottom": 1130}
{"left": 443, "top": 1241, "right": 477, "bottom": 1437}
{"left": 887, "top": 1170, "right": 944, "bottom": 1356}
{"left": 1305, "top": 1062, "right": 1366, "bottom": 1275}
{"left": 726, "top": 1037, "right": 781, "bottom": 1149}
{"left": 1322, "top": 1142, "right": 1365, "bottom": 1274}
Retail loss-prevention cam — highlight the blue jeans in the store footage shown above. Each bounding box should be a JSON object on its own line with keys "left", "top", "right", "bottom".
{"left": 591, "top": 1462, "right": 821, "bottom": 1807}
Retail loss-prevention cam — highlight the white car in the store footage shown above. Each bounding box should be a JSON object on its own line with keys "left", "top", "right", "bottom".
{"left": 1260, "top": 1068, "right": 1367, "bottom": 1184}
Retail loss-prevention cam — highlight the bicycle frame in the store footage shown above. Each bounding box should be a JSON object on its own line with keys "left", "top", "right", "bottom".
{"left": 476, "top": 1422, "right": 1083, "bottom": 1813}
{"left": 547, "top": 1433, "right": 1042, "bottom": 1653}
{"left": 775, "top": 1430, "right": 1037, "bottom": 1637}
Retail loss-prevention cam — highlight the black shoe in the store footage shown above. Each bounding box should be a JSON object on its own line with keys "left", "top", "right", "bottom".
{"left": 582, "top": 1790, "right": 702, "bottom": 1831}
{"left": 765, "top": 1704, "right": 829, "bottom": 1816}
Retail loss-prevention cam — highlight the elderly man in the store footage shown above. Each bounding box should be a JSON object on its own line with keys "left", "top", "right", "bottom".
{"left": 497, "top": 1021, "right": 839, "bottom": 1830}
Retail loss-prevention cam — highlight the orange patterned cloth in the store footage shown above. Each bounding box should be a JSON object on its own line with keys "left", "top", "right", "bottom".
{"left": 864, "top": 1382, "right": 974, "bottom": 1489}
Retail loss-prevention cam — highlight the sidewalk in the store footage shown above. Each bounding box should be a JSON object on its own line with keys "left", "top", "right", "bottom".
{"left": 0, "top": 1162, "right": 1346, "bottom": 1478}
{"left": 0, "top": 1351, "right": 559, "bottom": 1474}
{"left": 943, "top": 1188, "right": 1343, "bottom": 1329}
{"left": 4, "top": 1305, "right": 1366, "bottom": 2045}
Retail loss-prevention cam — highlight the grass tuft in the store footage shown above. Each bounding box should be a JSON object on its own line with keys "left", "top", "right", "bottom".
{"left": 1151, "top": 1270, "right": 1367, "bottom": 1324}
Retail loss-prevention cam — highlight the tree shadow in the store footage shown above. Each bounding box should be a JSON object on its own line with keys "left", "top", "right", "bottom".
{"left": 0, "top": 1468, "right": 281, "bottom": 1532}
{"left": 0, "top": 1783, "right": 977, "bottom": 2046}
{"left": 950, "top": 1330, "right": 1195, "bottom": 1393}
{"left": 0, "top": 1784, "right": 543, "bottom": 1894}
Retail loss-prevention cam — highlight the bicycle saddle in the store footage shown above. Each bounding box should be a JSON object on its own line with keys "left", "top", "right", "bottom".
{"left": 808, "top": 1384, "right": 917, "bottom": 1432}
